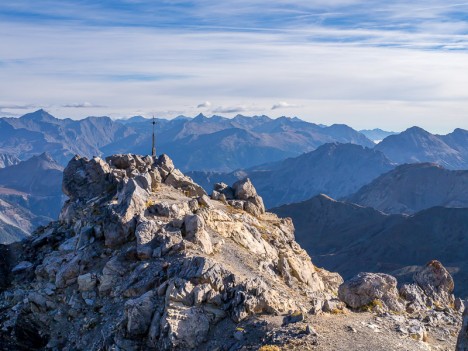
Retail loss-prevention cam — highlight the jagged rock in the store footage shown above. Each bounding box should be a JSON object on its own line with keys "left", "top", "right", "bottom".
{"left": 317, "top": 269, "right": 344, "bottom": 294}
{"left": 116, "top": 178, "right": 149, "bottom": 223}
{"left": 183, "top": 214, "right": 213, "bottom": 254}
{"left": 11, "top": 261, "right": 33, "bottom": 273}
{"left": 456, "top": 298, "right": 465, "bottom": 312}
{"left": 160, "top": 304, "right": 211, "bottom": 350}
{"left": 414, "top": 260, "right": 455, "bottom": 309}
{"left": 62, "top": 155, "right": 116, "bottom": 200}
{"left": 77, "top": 273, "right": 97, "bottom": 292}
{"left": 135, "top": 220, "right": 160, "bottom": 259}
{"left": 125, "top": 291, "right": 155, "bottom": 336}
{"left": 338, "top": 273, "right": 405, "bottom": 312}
{"left": 283, "top": 311, "right": 305, "bottom": 325}
{"left": 457, "top": 307, "right": 468, "bottom": 350}
{"left": 408, "top": 321, "right": 427, "bottom": 342}
{"left": 0, "top": 153, "right": 340, "bottom": 351}
{"left": 232, "top": 178, "right": 265, "bottom": 215}
{"left": 399, "top": 283, "right": 428, "bottom": 313}
{"left": 55, "top": 254, "right": 83, "bottom": 289}
{"left": 323, "top": 298, "right": 346, "bottom": 313}
{"left": 213, "top": 182, "right": 234, "bottom": 200}
{"left": 198, "top": 194, "right": 213, "bottom": 208}
{"left": 152, "top": 201, "right": 191, "bottom": 218}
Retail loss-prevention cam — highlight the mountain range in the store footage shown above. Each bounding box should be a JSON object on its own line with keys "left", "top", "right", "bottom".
{"left": 346, "top": 163, "right": 468, "bottom": 214}
{"left": 0, "top": 153, "right": 63, "bottom": 244}
{"left": 359, "top": 128, "right": 397, "bottom": 143}
{"left": 0, "top": 110, "right": 375, "bottom": 172}
{"left": 375, "top": 126, "right": 468, "bottom": 169}
{"left": 272, "top": 194, "right": 468, "bottom": 296}
{"left": 189, "top": 143, "right": 396, "bottom": 208}
{"left": 2, "top": 109, "right": 468, "bottom": 173}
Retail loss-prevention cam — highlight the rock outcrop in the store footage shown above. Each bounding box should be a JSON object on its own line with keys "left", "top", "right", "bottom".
{"left": 211, "top": 178, "right": 265, "bottom": 216}
{"left": 0, "top": 153, "right": 339, "bottom": 350}
{"left": 338, "top": 273, "right": 405, "bottom": 312}
{"left": 339, "top": 261, "right": 459, "bottom": 315}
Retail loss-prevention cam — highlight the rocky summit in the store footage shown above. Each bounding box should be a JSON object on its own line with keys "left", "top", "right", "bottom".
{"left": 0, "top": 153, "right": 465, "bottom": 351}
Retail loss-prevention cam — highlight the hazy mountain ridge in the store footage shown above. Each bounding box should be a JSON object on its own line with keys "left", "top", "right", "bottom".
{"left": 359, "top": 128, "right": 398, "bottom": 142}
{"left": 1, "top": 110, "right": 375, "bottom": 172}
{"left": 346, "top": 163, "right": 468, "bottom": 214}
{"left": 271, "top": 195, "right": 468, "bottom": 296}
{"left": 3, "top": 110, "right": 468, "bottom": 173}
{"left": 375, "top": 126, "right": 468, "bottom": 169}
{"left": 0, "top": 153, "right": 64, "bottom": 243}
{"left": 0, "top": 110, "right": 134, "bottom": 165}
{"left": 189, "top": 143, "right": 396, "bottom": 208}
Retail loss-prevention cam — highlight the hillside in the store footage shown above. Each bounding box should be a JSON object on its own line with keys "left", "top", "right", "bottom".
{"left": 375, "top": 126, "right": 468, "bottom": 169}
{"left": 347, "top": 163, "right": 468, "bottom": 214}
{"left": 190, "top": 143, "right": 396, "bottom": 208}
{"left": 272, "top": 195, "right": 468, "bottom": 296}
{"left": 0, "top": 153, "right": 64, "bottom": 242}
{"left": 0, "top": 154, "right": 20, "bottom": 168}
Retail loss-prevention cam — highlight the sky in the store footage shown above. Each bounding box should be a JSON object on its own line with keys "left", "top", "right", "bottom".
{"left": 0, "top": 1, "right": 467, "bottom": 133}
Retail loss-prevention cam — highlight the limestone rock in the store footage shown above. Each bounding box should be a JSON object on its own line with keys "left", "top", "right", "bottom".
{"left": 62, "top": 155, "right": 115, "bottom": 200}
{"left": 414, "top": 260, "right": 455, "bottom": 308}
{"left": 0, "top": 153, "right": 340, "bottom": 351}
{"left": 399, "top": 283, "right": 428, "bottom": 313}
{"left": 338, "top": 272, "right": 404, "bottom": 312}
{"left": 213, "top": 182, "right": 234, "bottom": 200}
{"left": 183, "top": 214, "right": 213, "bottom": 254}
{"left": 125, "top": 291, "right": 155, "bottom": 336}
{"left": 232, "top": 178, "right": 265, "bottom": 215}
{"left": 135, "top": 220, "right": 160, "bottom": 259}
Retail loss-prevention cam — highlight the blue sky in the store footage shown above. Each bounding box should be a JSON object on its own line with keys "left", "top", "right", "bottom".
{"left": 0, "top": 1, "right": 467, "bottom": 132}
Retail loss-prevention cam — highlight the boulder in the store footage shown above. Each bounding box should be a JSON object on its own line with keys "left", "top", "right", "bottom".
{"left": 106, "top": 154, "right": 137, "bottom": 171}
{"left": 116, "top": 178, "right": 149, "bottom": 223}
{"left": 213, "top": 182, "right": 234, "bottom": 200}
{"left": 63, "top": 156, "right": 116, "bottom": 200}
{"left": 125, "top": 291, "right": 155, "bottom": 336}
{"left": 135, "top": 220, "right": 160, "bottom": 259}
{"left": 338, "top": 272, "right": 404, "bottom": 312}
{"left": 232, "top": 178, "right": 265, "bottom": 215}
{"left": 399, "top": 283, "right": 428, "bottom": 313}
{"left": 77, "top": 273, "right": 97, "bottom": 292}
{"left": 183, "top": 215, "right": 213, "bottom": 254}
{"left": 414, "top": 260, "right": 455, "bottom": 308}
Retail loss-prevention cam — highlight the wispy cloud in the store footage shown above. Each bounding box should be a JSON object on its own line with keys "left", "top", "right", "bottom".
{"left": 197, "top": 101, "right": 212, "bottom": 108}
{"left": 0, "top": 103, "right": 39, "bottom": 110}
{"left": 212, "top": 105, "right": 248, "bottom": 114}
{"left": 62, "top": 102, "right": 105, "bottom": 108}
{"left": 271, "top": 101, "right": 300, "bottom": 110}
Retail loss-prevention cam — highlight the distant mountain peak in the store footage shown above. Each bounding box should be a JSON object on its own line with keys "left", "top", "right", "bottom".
{"left": 194, "top": 113, "right": 207, "bottom": 120}
{"left": 404, "top": 126, "right": 429, "bottom": 134}
{"left": 21, "top": 109, "right": 57, "bottom": 122}
{"left": 36, "top": 152, "right": 56, "bottom": 163}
